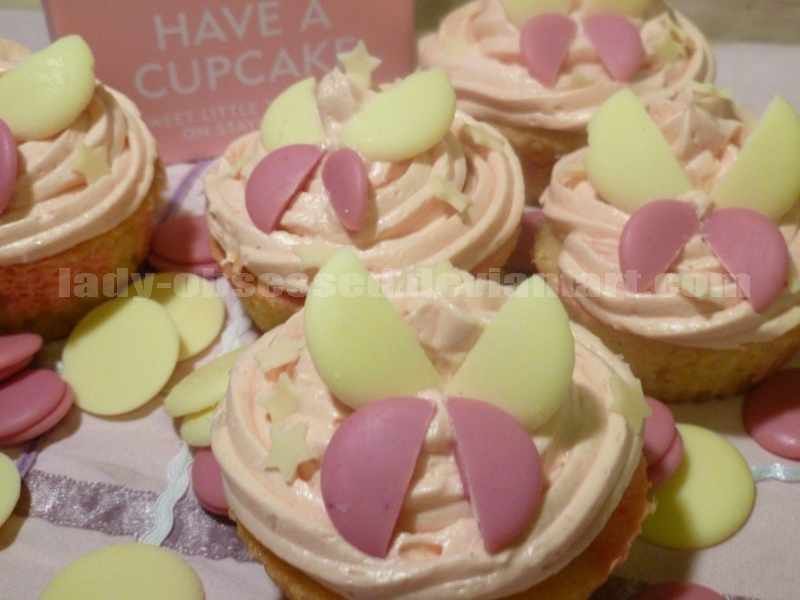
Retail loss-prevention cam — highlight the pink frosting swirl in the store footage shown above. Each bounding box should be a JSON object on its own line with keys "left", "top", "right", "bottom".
{"left": 417, "top": 0, "right": 716, "bottom": 132}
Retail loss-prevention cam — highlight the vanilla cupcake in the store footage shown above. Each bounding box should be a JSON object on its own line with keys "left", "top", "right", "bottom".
{"left": 204, "top": 44, "right": 524, "bottom": 332}
{"left": 212, "top": 248, "right": 650, "bottom": 600}
{"left": 418, "top": 0, "right": 716, "bottom": 204}
{"left": 535, "top": 86, "right": 800, "bottom": 402}
{"left": 0, "top": 37, "right": 162, "bottom": 341}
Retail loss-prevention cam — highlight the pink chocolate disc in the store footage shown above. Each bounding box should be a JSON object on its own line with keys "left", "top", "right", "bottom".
{"left": 647, "top": 430, "right": 684, "bottom": 491}
{"left": 149, "top": 214, "right": 215, "bottom": 267}
{"left": 583, "top": 13, "right": 644, "bottom": 82}
{"left": 0, "top": 385, "right": 74, "bottom": 447}
{"left": 619, "top": 200, "right": 699, "bottom": 293}
{"left": 191, "top": 447, "right": 229, "bottom": 516}
{"left": 245, "top": 144, "right": 324, "bottom": 234}
{"left": 702, "top": 207, "right": 789, "bottom": 313}
{"left": 321, "top": 147, "right": 368, "bottom": 231}
{"left": 633, "top": 581, "right": 726, "bottom": 600}
{"left": 743, "top": 368, "right": 800, "bottom": 460}
{"left": 642, "top": 396, "right": 678, "bottom": 467}
{"left": 0, "top": 369, "right": 67, "bottom": 439}
{"left": 520, "top": 13, "right": 577, "bottom": 88}
{"left": 0, "top": 118, "right": 17, "bottom": 215}
{"left": 0, "top": 333, "right": 43, "bottom": 382}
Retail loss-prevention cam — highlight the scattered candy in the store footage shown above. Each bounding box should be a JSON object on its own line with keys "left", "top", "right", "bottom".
{"left": 321, "top": 397, "right": 435, "bottom": 558}
{"left": 62, "top": 297, "right": 180, "bottom": 416}
{"left": 121, "top": 272, "right": 225, "bottom": 361}
{"left": 192, "top": 447, "right": 229, "bottom": 517}
{"left": 0, "top": 369, "right": 67, "bottom": 439}
{"left": 340, "top": 67, "right": 456, "bottom": 162}
{"left": 304, "top": 247, "right": 440, "bottom": 410}
{"left": 264, "top": 421, "right": 314, "bottom": 483}
{"left": 260, "top": 77, "right": 325, "bottom": 152}
{"left": 0, "top": 35, "right": 96, "bottom": 142}
{"left": 446, "top": 275, "right": 574, "bottom": 431}
{"left": 0, "top": 118, "right": 17, "bottom": 215}
{"left": 0, "top": 332, "right": 43, "bottom": 382}
{"left": 712, "top": 96, "right": 800, "bottom": 221}
{"left": 582, "top": 0, "right": 652, "bottom": 17}
{"left": 447, "top": 397, "right": 542, "bottom": 553}
{"left": 642, "top": 397, "right": 678, "bottom": 467}
{"left": 163, "top": 346, "right": 248, "bottom": 418}
{"left": 337, "top": 40, "right": 382, "bottom": 88}
{"left": 641, "top": 424, "right": 754, "bottom": 549}
{"left": 701, "top": 207, "right": 788, "bottom": 313}
{"left": 583, "top": 14, "right": 644, "bottom": 82}
{"left": 519, "top": 14, "right": 577, "bottom": 88}
{"left": 585, "top": 88, "right": 692, "bottom": 213}
{"left": 743, "top": 368, "right": 800, "bottom": 460}
{"left": 179, "top": 405, "right": 215, "bottom": 448}
{"left": 321, "top": 147, "right": 368, "bottom": 231}
{"left": 245, "top": 144, "right": 323, "bottom": 234}
{"left": 148, "top": 214, "right": 220, "bottom": 278}
{"left": 633, "top": 581, "right": 726, "bottom": 600}
{"left": 500, "top": 0, "right": 568, "bottom": 28}
{"left": 0, "top": 386, "right": 74, "bottom": 447}
{"left": 619, "top": 200, "right": 699, "bottom": 293}
{"left": 38, "top": 543, "right": 206, "bottom": 600}
{"left": 72, "top": 143, "right": 110, "bottom": 185}
{"left": 0, "top": 453, "right": 21, "bottom": 528}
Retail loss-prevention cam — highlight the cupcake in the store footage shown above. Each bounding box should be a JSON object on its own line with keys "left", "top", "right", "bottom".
{"left": 535, "top": 85, "right": 800, "bottom": 402}
{"left": 418, "top": 0, "right": 716, "bottom": 204}
{"left": 0, "top": 36, "right": 162, "bottom": 341}
{"left": 212, "top": 248, "right": 650, "bottom": 600}
{"left": 204, "top": 43, "right": 524, "bottom": 332}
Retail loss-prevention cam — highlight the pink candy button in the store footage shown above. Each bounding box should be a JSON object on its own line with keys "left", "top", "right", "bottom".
{"left": 743, "top": 368, "right": 800, "bottom": 460}
{"left": 0, "top": 333, "right": 43, "bottom": 382}
{"left": 633, "top": 581, "right": 726, "bottom": 600}
{"left": 148, "top": 214, "right": 221, "bottom": 278}
{"left": 0, "top": 369, "right": 67, "bottom": 440}
{"left": 642, "top": 397, "right": 683, "bottom": 490}
{"left": 191, "top": 447, "right": 229, "bottom": 517}
{"left": 0, "top": 386, "right": 74, "bottom": 446}
{"left": 0, "top": 118, "right": 17, "bottom": 215}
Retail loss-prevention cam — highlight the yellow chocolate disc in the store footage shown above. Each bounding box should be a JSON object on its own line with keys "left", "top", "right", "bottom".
{"left": 62, "top": 297, "right": 180, "bottom": 416}
{"left": 180, "top": 406, "right": 216, "bottom": 448}
{"left": 641, "top": 423, "right": 755, "bottom": 549}
{"left": 0, "top": 453, "right": 21, "bottom": 527}
{"left": 39, "top": 543, "right": 205, "bottom": 600}
{"left": 164, "top": 346, "right": 248, "bottom": 417}
{"left": 121, "top": 272, "right": 225, "bottom": 361}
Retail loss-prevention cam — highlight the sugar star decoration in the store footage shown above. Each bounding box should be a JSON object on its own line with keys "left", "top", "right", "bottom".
{"left": 338, "top": 41, "right": 382, "bottom": 88}
{"left": 292, "top": 239, "right": 339, "bottom": 270}
{"left": 431, "top": 176, "right": 471, "bottom": 214}
{"left": 72, "top": 143, "right": 111, "bottom": 184}
{"left": 259, "top": 372, "right": 302, "bottom": 423}
{"left": 609, "top": 375, "right": 650, "bottom": 434}
{"left": 264, "top": 421, "right": 314, "bottom": 482}
{"left": 253, "top": 337, "right": 304, "bottom": 374}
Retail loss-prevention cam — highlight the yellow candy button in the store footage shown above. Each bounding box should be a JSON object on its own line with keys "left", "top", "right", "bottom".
{"left": 39, "top": 543, "right": 205, "bottom": 600}
{"left": 62, "top": 297, "right": 180, "bottom": 416}
{"left": 641, "top": 423, "right": 755, "bottom": 549}
{"left": 180, "top": 406, "right": 216, "bottom": 448}
{"left": 0, "top": 453, "right": 21, "bottom": 527}
{"left": 121, "top": 272, "right": 225, "bottom": 361}
{"left": 164, "top": 346, "right": 247, "bottom": 418}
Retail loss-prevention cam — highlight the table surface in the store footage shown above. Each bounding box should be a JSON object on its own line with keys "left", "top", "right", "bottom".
{"left": 2, "top": 7, "right": 800, "bottom": 600}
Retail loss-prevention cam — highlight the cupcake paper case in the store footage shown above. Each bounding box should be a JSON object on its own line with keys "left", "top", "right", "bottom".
{"left": 0, "top": 36, "right": 163, "bottom": 342}
{"left": 535, "top": 86, "right": 800, "bottom": 402}
{"left": 418, "top": 0, "right": 716, "bottom": 204}
{"left": 204, "top": 45, "right": 524, "bottom": 333}
{"left": 212, "top": 249, "right": 650, "bottom": 600}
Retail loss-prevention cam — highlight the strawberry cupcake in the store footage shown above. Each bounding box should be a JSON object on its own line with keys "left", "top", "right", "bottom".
{"left": 204, "top": 44, "right": 524, "bottom": 332}
{"left": 535, "top": 86, "right": 800, "bottom": 402}
{"left": 418, "top": 0, "right": 716, "bottom": 203}
{"left": 0, "top": 36, "right": 162, "bottom": 341}
{"left": 212, "top": 249, "right": 650, "bottom": 600}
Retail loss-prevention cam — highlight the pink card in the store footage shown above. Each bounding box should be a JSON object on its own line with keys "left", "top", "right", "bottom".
{"left": 43, "top": 0, "right": 416, "bottom": 164}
